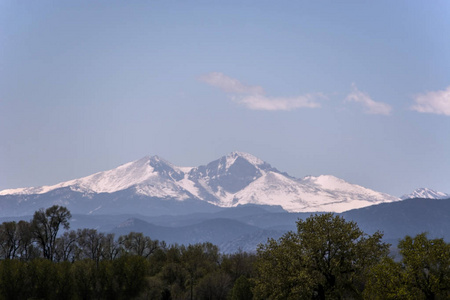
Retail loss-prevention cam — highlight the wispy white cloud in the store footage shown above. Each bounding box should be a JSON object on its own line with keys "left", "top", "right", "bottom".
{"left": 411, "top": 86, "right": 450, "bottom": 116}
{"left": 199, "top": 72, "right": 264, "bottom": 95}
{"left": 345, "top": 83, "right": 392, "bottom": 115}
{"left": 199, "top": 72, "right": 322, "bottom": 111}
{"left": 232, "top": 94, "right": 321, "bottom": 111}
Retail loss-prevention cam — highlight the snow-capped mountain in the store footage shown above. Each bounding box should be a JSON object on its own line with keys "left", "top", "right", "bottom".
{"left": 400, "top": 188, "right": 450, "bottom": 200}
{"left": 0, "top": 155, "right": 193, "bottom": 199}
{"left": 0, "top": 152, "right": 400, "bottom": 215}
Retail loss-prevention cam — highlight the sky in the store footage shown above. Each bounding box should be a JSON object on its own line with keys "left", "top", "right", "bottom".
{"left": 1, "top": 1, "right": 449, "bottom": 197}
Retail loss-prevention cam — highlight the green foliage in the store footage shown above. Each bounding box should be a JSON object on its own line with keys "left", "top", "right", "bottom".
{"left": 253, "top": 232, "right": 314, "bottom": 300}
{"left": 28, "top": 258, "right": 58, "bottom": 299}
{"left": 231, "top": 275, "right": 254, "bottom": 300}
{"left": 0, "top": 206, "right": 258, "bottom": 299}
{"left": 143, "top": 276, "right": 165, "bottom": 300}
{"left": 54, "top": 261, "right": 76, "bottom": 300}
{"left": 195, "top": 271, "right": 232, "bottom": 300}
{"left": 364, "top": 257, "right": 409, "bottom": 300}
{"left": 399, "top": 233, "right": 450, "bottom": 299}
{"left": 181, "top": 242, "right": 220, "bottom": 300}
{"left": 114, "top": 255, "right": 149, "bottom": 298}
{"left": 366, "top": 233, "right": 450, "bottom": 300}
{"left": 72, "top": 259, "right": 97, "bottom": 300}
{"left": 254, "top": 213, "right": 390, "bottom": 300}
{"left": 0, "top": 259, "right": 29, "bottom": 300}
{"left": 95, "top": 260, "right": 119, "bottom": 300}
{"left": 221, "top": 250, "right": 256, "bottom": 281}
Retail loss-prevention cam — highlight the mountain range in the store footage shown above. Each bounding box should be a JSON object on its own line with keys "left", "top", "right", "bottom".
{"left": 0, "top": 152, "right": 400, "bottom": 217}
{"left": 1, "top": 152, "right": 449, "bottom": 253}
{"left": 400, "top": 188, "right": 450, "bottom": 200}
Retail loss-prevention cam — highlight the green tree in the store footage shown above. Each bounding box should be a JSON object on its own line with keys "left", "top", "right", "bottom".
{"left": 159, "top": 244, "right": 188, "bottom": 298}
{"left": 195, "top": 271, "right": 232, "bottom": 300}
{"left": 54, "top": 261, "right": 75, "bottom": 300}
{"left": 365, "top": 233, "right": 450, "bottom": 300}
{"left": 230, "top": 275, "right": 254, "bottom": 300}
{"left": 114, "top": 255, "right": 149, "bottom": 299}
{"left": 254, "top": 232, "right": 312, "bottom": 300}
{"left": 31, "top": 205, "right": 72, "bottom": 261}
{"left": 400, "top": 233, "right": 450, "bottom": 299}
{"left": 221, "top": 250, "right": 256, "bottom": 281}
{"left": 363, "top": 257, "right": 409, "bottom": 300}
{"left": 72, "top": 259, "right": 97, "bottom": 300}
{"left": 254, "top": 213, "right": 389, "bottom": 300}
{"left": 181, "top": 242, "right": 220, "bottom": 300}
{"left": 95, "top": 260, "right": 119, "bottom": 300}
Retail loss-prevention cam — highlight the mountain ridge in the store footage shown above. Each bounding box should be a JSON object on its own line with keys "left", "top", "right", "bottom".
{"left": 400, "top": 188, "right": 450, "bottom": 200}
{"left": 0, "top": 152, "right": 399, "bottom": 215}
{"left": 3, "top": 198, "right": 450, "bottom": 253}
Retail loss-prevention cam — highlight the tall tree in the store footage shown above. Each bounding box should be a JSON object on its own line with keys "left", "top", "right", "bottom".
{"left": 16, "top": 220, "right": 37, "bottom": 261}
{"left": 76, "top": 228, "right": 105, "bottom": 265}
{"left": 0, "top": 221, "right": 21, "bottom": 259}
{"left": 31, "top": 205, "right": 72, "bottom": 261}
{"left": 101, "top": 233, "right": 122, "bottom": 261}
{"left": 254, "top": 213, "right": 389, "bottom": 300}
{"left": 181, "top": 242, "right": 220, "bottom": 300}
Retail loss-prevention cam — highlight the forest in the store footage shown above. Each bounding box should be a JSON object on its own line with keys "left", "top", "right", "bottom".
{"left": 0, "top": 205, "right": 449, "bottom": 300}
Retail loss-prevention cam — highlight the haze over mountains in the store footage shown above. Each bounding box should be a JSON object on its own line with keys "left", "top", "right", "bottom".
{"left": 0, "top": 152, "right": 400, "bottom": 217}
{"left": 1, "top": 152, "right": 449, "bottom": 253}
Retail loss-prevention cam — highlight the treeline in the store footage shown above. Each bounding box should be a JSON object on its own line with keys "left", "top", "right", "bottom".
{"left": 0, "top": 205, "right": 255, "bottom": 300}
{"left": 0, "top": 243, "right": 254, "bottom": 300}
{"left": 253, "top": 213, "right": 450, "bottom": 300}
{"left": 0, "top": 206, "right": 450, "bottom": 299}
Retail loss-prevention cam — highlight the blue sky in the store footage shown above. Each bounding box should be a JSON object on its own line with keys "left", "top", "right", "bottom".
{"left": 1, "top": 1, "right": 449, "bottom": 196}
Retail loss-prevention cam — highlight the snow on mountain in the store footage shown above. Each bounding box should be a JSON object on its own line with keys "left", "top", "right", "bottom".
{"left": 186, "top": 151, "right": 277, "bottom": 203}
{"left": 232, "top": 173, "right": 399, "bottom": 213}
{"left": 400, "top": 188, "right": 450, "bottom": 200}
{"left": 0, "top": 155, "right": 193, "bottom": 199}
{"left": 0, "top": 152, "right": 401, "bottom": 213}
{"left": 232, "top": 172, "right": 312, "bottom": 210}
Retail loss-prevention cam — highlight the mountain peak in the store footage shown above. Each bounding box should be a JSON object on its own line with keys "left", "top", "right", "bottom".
{"left": 400, "top": 188, "right": 450, "bottom": 200}
{"left": 147, "top": 155, "right": 174, "bottom": 166}
{"left": 225, "top": 151, "right": 265, "bottom": 167}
